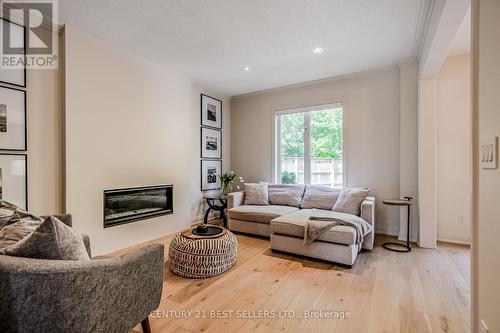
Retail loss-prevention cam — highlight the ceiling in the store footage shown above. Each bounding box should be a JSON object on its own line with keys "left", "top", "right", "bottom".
{"left": 59, "top": 0, "right": 424, "bottom": 96}
{"left": 447, "top": 9, "right": 471, "bottom": 57}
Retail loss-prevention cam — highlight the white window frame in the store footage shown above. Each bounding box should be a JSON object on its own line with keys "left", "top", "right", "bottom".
{"left": 272, "top": 102, "right": 346, "bottom": 187}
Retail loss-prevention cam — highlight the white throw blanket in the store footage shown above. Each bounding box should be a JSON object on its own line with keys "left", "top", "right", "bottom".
{"left": 304, "top": 210, "right": 372, "bottom": 247}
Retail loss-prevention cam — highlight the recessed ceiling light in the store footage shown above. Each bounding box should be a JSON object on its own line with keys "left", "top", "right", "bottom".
{"left": 244, "top": 66, "right": 250, "bottom": 72}
{"left": 313, "top": 47, "right": 324, "bottom": 54}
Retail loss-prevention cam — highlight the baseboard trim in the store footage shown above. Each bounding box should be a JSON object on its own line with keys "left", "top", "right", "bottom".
{"left": 375, "top": 230, "right": 419, "bottom": 243}
{"left": 437, "top": 237, "right": 471, "bottom": 246}
{"left": 190, "top": 217, "right": 220, "bottom": 227}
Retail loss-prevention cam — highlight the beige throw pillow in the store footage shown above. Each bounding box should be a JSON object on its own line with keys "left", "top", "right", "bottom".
{"left": 268, "top": 184, "right": 305, "bottom": 207}
{"left": 4, "top": 216, "right": 90, "bottom": 260}
{"left": 300, "top": 185, "right": 340, "bottom": 210}
{"left": 243, "top": 183, "right": 269, "bottom": 205}
{"left": 332, "top": 188, "right": 370, "bottom": 216}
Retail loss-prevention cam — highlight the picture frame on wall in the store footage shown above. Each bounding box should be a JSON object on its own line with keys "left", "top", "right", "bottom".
{"left": 201, "top": 127, "right": 222, "bottom": 159}
{"left": 0, "top": 19, "right": 26, "bottom": 87}
{"left": 201, "top": 94, "right": 222, "bottom": 129}
{"left": 0, "top": 86, "right": 27, "bottom": 151}
{"left": 201, "top": 159, "right": 221, "bottom": 191}
{"left": 0, "top": 154, "right": 27, "bottom": 210}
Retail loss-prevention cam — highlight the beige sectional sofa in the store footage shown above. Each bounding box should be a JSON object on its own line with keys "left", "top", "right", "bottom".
{"left": 227, "top": 184, "right": 375, "bottom": 267}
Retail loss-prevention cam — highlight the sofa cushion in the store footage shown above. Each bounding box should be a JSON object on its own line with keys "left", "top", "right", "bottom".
{"left": 270, "top": 209, "right": 359, "bottom": 245}
{"left": 332, "top": 188, "right": 370, "bottom": 216}
{"left": 300, "top": 185, "right": 340, "bottom": 210}
{"left": 229, "top": 205, "right": 299, "bottom": 224}
{"left": 268, "top": 184, "right": 305, "bottom": 207}
{"left": 0, "top": 209, "right": 43, "bottom": 252}
{"left": 3, "top": 216, "right": 90, "bottom": 260}
{"left": 243, "top": 183, "right": 269, "bottom": 205}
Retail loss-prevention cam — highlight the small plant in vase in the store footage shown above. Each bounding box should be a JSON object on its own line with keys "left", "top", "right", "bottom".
{"left": 219, "top": 171, "right": 237, "bottom": 196}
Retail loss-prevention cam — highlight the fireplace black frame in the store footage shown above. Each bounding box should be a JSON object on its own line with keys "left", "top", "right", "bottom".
{"left": 103, "top": 184, "right": 173, "bottom": 228}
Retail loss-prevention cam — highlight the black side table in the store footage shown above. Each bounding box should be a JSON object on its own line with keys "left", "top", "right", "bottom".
{"left": 203, "top": 194, "right": 228, "bottom": 228}
{"left": 382, "top": 197, "right": 413, "bottom": 252}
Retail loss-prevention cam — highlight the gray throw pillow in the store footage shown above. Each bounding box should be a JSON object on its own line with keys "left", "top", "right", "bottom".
{"left": 243, "top": 183, "right": 269, "bottom": 205}
{"left": 268, "top": 184, "right": 305, "bottom": 207}
{"left": 0, "top": 209, "right": 43, "bottom": 251}
{"left": 332, "top": 188, "right": 370, "bottom": 216}
{"left": 3, "top": 216, "right": 90, "bottom": 260}
{"left": 0, "top": 201, "right": 20, "bottom": 230}
{"left": 300, "top": 185, "right": 340, "bottom": 210}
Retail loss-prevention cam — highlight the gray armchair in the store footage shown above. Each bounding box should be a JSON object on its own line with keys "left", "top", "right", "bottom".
{"left": 0, "top": 214, "right": 164, "bottom": 333}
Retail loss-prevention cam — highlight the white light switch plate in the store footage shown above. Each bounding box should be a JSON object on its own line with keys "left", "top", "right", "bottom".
{"left": 481, "top": 136, "right": 498, "bottom": 169}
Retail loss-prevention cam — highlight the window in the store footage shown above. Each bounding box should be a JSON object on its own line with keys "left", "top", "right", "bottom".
{"left": 275, "top": 103, "right": 343, "bottom": 188}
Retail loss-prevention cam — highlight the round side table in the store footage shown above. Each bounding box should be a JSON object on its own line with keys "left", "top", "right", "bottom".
{"left": 203, "top": 194, "right": 228, "bottom": 227}
{"left": 382, "top": 197, "right": 413, "bottom": 252}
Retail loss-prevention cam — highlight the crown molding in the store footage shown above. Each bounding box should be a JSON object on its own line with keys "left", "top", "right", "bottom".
{"left": 394, "top": 56, "right": 418, "bottom": 69}
{"left": 413, "top": 0, "right": 436, "bottom": 61}
{"left": 232, "top": 64, "right": 399, "bottom": 101}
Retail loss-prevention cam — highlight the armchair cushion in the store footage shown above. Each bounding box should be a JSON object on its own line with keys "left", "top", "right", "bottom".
{"left": 4, "top": 216, "right": 90, "bottom": 261}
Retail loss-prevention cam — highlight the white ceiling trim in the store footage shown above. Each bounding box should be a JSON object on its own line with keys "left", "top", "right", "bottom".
{"left": 232, "top": 64, "right": 399, "bottom": 101}
{"left": 419, "top": 0, "right": 471, "bottom": 78}
{"left": 413, "top": 0, "right": 436, "bottom": 61}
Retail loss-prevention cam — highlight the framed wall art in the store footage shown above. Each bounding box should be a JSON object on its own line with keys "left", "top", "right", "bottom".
{"left": 0, "top": 154, "right": 27, "bottom": 209}
{"left": 0, "top": 86, "right": 27, "bottom": 151}
{"left": 201, "top": 159, "right": 221, "bottom": 191}
{"left": 201, "top": 127, "right": 222, "bottom": 159}
{"left": 201, "top": 94, "right": 222, "bottom": 129}
{"left": 0, "top": 18, "right": 26, "bottom": 87}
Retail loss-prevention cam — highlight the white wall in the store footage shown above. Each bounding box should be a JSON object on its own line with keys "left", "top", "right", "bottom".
{"left": 398, "top": 62, "right": 419, "bottom": 243}
{"left": 231, "top": 68, "right": 405, "bottom": 235}
{"left": 23, "top": 30, "right": 64, "bottom": 216}
{"left": 474, "top": 0, "right": 500, "bottom": 331}
{"left": 436, "top": 54, "right": 471, "bottom": 244}
{"left": 64, "top": 26, "right": 230, "bottom": 255}
{"left": 418, "top": 77, "right": 438, "bottom": 248}
{"left": 27, "top": 63, "right": 63, "bottom": 216}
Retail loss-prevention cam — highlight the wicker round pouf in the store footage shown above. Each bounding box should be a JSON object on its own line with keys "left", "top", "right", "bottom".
{"left": 168, "top": 227, "right": 238, "bottom": 278}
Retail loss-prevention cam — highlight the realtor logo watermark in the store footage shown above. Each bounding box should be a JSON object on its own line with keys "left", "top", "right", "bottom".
{"left": 1, "top": 0, "right": 58, "bottom": 69}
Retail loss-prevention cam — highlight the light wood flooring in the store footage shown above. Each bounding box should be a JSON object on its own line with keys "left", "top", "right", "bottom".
{"left": 124, "top": 232, "right": 470, "bottom": 333}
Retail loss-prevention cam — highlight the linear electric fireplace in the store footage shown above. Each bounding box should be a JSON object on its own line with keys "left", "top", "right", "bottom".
{"left": 103, "top": 185, "right": 173, "bottom": 228}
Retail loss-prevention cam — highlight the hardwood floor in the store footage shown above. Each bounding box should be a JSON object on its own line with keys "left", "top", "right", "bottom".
{"left": 126, "top": 232, "right": 470, "bottom": 333}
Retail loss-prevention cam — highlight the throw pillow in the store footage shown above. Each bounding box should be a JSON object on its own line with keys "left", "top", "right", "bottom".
{"left": 3, "top": 216, "right": 90, "bottom": 260}
{"left": 0, "top": 209, "right": 43, "bottom": 252}
{"left": 332, "top": 188, "right": 370, "bottom": 216}
{"left": 0, "top": 201, "right": 20, "bottom": 230}
{"left": 268, "top": 184, "right": 305, "bottom": 207}
{"left": 243, "top": 183, "right": 269, "bottom": 205}
{"left": 300, "top": 185, "right": 341, "bottom": 210}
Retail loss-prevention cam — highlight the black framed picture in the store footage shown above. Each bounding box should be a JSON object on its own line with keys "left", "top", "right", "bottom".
{"left": 201, "top": 94, "right": 222, "bottom": 129}
{"left": 201, "top": 159, "right": 221, "bottom": 191}
{"left": 0, "top": 153, "right": 27, "bottom": 210}
{"left": 0, "top": 18, "right": 26, "bottom": 87}
{"left": 201, "top": 127, "right": 222, "bottom": 159}
{"left": 0, "top": 86, "right": 27, "bottom": 151}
